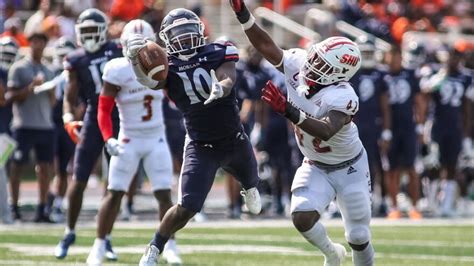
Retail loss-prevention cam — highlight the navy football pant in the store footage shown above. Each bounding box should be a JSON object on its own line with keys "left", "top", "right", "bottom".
{"left": 178, "top": 131, "right": 260, "bottom": 212}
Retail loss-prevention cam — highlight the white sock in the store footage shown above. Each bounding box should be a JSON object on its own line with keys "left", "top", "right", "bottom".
{"left": 65, "top": 227, "right": 75, "bottom": 235}
{"left": 300, "top": 223, "right": 336, "bottom": 256}
{"left": 441, "top": 180, "right": 457, "bottom": 214}
{"left": 93, "top": 238, "right": 106, "bottom": 249}
{"left": 105, "top": 234, "right": 112, "bottom": 241}
{"left": 53, "top": 197, "right": 63, "bottom": 209}
{"left": 352, "top": 242, "right": 374, "bottom": 266}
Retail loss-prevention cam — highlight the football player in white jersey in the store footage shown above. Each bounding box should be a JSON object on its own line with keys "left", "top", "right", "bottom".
{"left": 231, "top": 1, "right": 373, "bottom": 266}
{"left": 86, "top": 20, "right": 181, "bottom": 266}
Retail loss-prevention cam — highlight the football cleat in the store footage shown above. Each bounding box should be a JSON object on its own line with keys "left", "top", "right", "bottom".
{"left": 86, "top": 239, "right": 106, "bottom": 266}
{"left": 51, "top": 207, "right": 65, "bottom": 223}
{"left": 324, "top": 243, "right": 347, "bottom": 266}
{"left": 408, "top": 209, "right": 422, "bottom": 220}
{"left": 139, "top": 244, "right": 160, "bottom": 266}
{"left": 162, "top": 240, "right": 182, "bottom": 265}
{"left": 386, "top": 209, "right": 402, "bottom": 220}
{"left": 240, "top": 187, "right": 262, "bottom": 214}
{"left": 104, "top": 238, "right": 118, "bottom": 261}
{"left": 55, "top": 232, "right": 76, "bottom": 259}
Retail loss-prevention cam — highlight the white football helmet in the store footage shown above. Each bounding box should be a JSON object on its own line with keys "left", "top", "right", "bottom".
{"left": 75, "top": 8, "right": 108, "bottom": 53}
{"left": 301, "top": 36, "right": 361, "bottom": 86}
{"left": 120, "top": 19, "right": 156, "bottom": 57}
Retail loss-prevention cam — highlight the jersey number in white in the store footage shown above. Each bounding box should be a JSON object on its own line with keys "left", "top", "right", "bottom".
{"left": 440, "top": 81, "right": 463, "bottom": 107}
{"left": 88, "top": 61, "right": 107, "bottom": 94}
{"left": 177, "top": 67, "right": 212, "bottom": 104}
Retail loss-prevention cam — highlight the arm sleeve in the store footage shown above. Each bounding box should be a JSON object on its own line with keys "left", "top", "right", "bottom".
{"left": 224, "top": 45, "right": 239, "bottom": 63}
{"left": 97, "top": 95, "right": 115, "bottom": 141}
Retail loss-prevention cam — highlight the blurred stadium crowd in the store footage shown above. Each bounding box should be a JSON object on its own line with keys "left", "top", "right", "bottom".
{"left": 0, "top": 0, "right": 473, "bottom": 226}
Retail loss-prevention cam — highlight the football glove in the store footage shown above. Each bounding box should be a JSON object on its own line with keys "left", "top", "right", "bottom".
{"left": 105, "top": 138, "right": 121, "bottom": 156}
{"left": 229, "top": 0, "right": 250, "bottom": 23}
{"left": 64, "top": 121, "right": 83, "bottom": 144}
{"left": 204, "top": 69, "right": 224, "bottom": 105}
{"left": 261, "top": 80, "right": 304, "bottom": 125}
{"left": 126, "top": 34, "right": 146, "bottom": 61}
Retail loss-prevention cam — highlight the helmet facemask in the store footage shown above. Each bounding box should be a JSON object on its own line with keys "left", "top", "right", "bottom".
{"left": 76, "top": 22, "right": 107, "bottom": 53}
{"left": 0, "top": 42, "right": 18, "bottom": 71}
{"left": 302, "top": 45, "right": 340, "bottom": 86}
{"left": 159, "top": 21, "right": 205, "bottom": 60}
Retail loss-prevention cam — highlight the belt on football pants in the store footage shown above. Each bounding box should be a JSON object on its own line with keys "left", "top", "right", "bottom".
{"left": 304, "top": 149, "right": 364, "bottom": 173}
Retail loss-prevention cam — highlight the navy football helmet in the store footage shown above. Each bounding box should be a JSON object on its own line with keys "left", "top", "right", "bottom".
{"left": 0, "top": 36, "right": 19, "bottom": 71}
{"left": 159, "top": 8, "right": 205, "bottom": 60}
{"left": 75, "top": 8, "right": 108, "bottom": 53}
{"left": 53, "top": 37, "right": 76, "bottom": 69}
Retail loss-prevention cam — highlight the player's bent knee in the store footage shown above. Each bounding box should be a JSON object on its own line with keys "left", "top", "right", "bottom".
{"left": 346, "top": 225, "right": 371, "bottom": 246}
{"left": 176, "top": 204, "right": 197, "bottom": 221}
{"left": 349, "top": 241, "right": 369, "bottom": 251}
{"left": 292, "top": 211, "right": 320, "bottom": 232}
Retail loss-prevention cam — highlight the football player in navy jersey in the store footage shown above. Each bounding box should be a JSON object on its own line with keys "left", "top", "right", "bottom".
{"left": 383, "top": 47, "right": 426, "bottom": 220}
{"left": 126, "top": 8, "right": 261, "bottom": 265}
{"left": 351, "top": 38, "right": 391, "bottom": 216}
{"left": 420, "top": 44, "right": 473, "bottom": 217}
{"left": 55, "top": 8, "right": 122, "bottom": 260}
{"left": 49, "top": 37, "right": 76, "bottom": 223}
{"left": 0, "top": 36, "right": 18, "bottom": 224}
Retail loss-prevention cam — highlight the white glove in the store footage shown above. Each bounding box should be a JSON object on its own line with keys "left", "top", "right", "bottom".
{"left": 204, "top": 69, "right": 224, "bottom": 105}
{"left": 463, "top": 138, "right": 473, "bottom": 156}
{"left": 296, "top": 75, "right": 309, "bottom": 97}
{"left": 105, "top": 138, "right": 121, "bottom": 156}
{"left": 126, "top": 34, "right": 147, "bottom": 61}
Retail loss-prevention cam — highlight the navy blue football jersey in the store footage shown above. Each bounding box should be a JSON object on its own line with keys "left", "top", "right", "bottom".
{"left": 166, "top": 42, "right": 241, "bottom": 141}
{"left": 236, "top": 61, "right": 273, "bottom": 101}
{"left": 0, "top": 69, "right": 12, "bottom": 133}
{"left": 383, "top": 69, "right": 420, "bottom": 129}
{"left": 64, "top": 40, "right": 122, "bottom": 111}
{"left": 352, "top": 68, "right": 388, "bottom": 130}
{"left": 432, "top": 71, "right": 472, "bottom": 131}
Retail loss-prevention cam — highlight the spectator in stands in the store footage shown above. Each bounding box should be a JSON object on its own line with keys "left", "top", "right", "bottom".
{"left": 1, "top": 17, "right": 28, "bottom": 47}
{"left": 383, "top": 46, "right": 426, "bottom": 220}
{"left": 109, "top": 0, "right": 144, "bottom": 21}
{"left": 57, "top": 2, "right": 77, "bottom": 41}
{"left": 42, "top": 15, "right": 61, "bottom": 47}
{"left": 24, "top": 0, "right": 51, "bottom": 38}
{"left": 6, "top": 32, "right": 55, "bottom": 222}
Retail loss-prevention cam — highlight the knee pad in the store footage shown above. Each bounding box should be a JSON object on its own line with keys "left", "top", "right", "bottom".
{"left": 346, "top": 225, "right": 371, "bottom": 245}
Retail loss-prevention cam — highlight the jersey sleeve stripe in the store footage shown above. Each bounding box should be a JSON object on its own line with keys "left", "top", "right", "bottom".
{"left": 225, "top": 55, "right": 239, "bottom": 60}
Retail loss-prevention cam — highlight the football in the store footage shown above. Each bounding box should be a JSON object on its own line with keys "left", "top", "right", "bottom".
{"left": 137, "top": 41, "right": 168, "bottom": 81}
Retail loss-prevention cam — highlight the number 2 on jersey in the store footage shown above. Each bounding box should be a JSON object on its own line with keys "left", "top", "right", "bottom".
{"left": 142, "top": 95, "right": 154, "bottom": 121}
{"left": 295, "top": 127, "right": 331, "bottom": 153}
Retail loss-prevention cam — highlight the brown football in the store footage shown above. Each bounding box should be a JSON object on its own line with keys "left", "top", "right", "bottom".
{"left": 137, "top": 41, "right": 168, "bottom": 81}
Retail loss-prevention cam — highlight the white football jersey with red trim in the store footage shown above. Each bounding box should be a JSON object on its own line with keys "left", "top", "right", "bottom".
{"left": 102, "top": 57, "right": 165, "bottom": 137}
{"left": 282, "top": 48, "right": 363, "bottom": 164}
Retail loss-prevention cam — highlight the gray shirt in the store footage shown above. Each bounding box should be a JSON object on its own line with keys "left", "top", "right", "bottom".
{"left": 8, "top": 57, "right": 55, "bottom": 130}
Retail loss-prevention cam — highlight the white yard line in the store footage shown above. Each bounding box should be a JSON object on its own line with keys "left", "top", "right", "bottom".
{"left": 1, "top": 243, "right": 473, "bottom": 263}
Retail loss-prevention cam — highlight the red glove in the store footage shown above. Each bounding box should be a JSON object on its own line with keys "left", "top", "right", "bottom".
{"left": 261, "top": 80, "right": 286, "bottom": 115}
{"left": 261, "top": 80, "right": 302, "bottom": 125}
{"left": 229, "top": 0, "right": 251, "bottom": 24}
{"left": 64, "top": 121, "right": 83, "bottom": 144}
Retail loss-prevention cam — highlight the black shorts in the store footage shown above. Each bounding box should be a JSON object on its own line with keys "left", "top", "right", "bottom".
{"left": 12, "top": 128, "right": 54, "bottom": 164}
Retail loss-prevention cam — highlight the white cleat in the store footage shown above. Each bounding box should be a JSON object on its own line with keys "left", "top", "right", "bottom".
{"left": 86, "top": 240, "right": 106, "bottom": 266}
{"left": 241, "top": 187, "right": 262, "bottom": 214}
{"left": 324, "top": 243, "right": 347, "bottom": 266}
{"left": 139, "top": 245, "right": 160, "bottom": 266}
{"left": 162, "top": 240, "right": 182, "bottom": 265}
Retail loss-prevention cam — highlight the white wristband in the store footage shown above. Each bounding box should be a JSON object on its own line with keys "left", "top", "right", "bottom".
{"left": 381, "top": 129, "right": 393, "bottom": 141}
{"left": 416, "top": 124, "right": 424, "bottom": 134}
{"left": 241, "top": 14, "right": 255, "bottom": 31}
{"left": 62, "top": 112, "right": 74, "bottom": 123}
{"left": 296, "top": 111, "right": 306, "bottom": 125}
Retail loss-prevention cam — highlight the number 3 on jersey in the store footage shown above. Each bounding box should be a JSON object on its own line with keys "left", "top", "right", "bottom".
{"left": 142, "top": 95, "right": 154, "bottom": 121}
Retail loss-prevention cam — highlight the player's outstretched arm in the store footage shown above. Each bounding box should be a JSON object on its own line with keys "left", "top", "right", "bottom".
{"left": 261, "top": 81, "right": 348, "bottom": 141}
{"left": 97, "top": 82, "right": 121, "bottom": 156}
{"left": 204, "top": 62, "right": 236, "bottom": 105}
{"left": 230, "top": 0, "right": 284, "bottom": 70}
{"left": 126, "top": 35, "right": 164, "bottom": 90}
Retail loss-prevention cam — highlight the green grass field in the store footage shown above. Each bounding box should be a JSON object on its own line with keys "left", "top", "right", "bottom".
{"left": 0, "top": 222, "right": 473, "bottom": 265}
